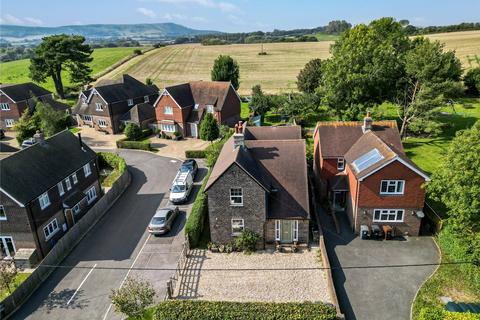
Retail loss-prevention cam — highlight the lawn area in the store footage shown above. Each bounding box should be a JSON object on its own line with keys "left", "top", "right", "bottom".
{"left": 240, "top": 102, "right": 250, "bottom": 120}
{"left": 0, "top": 272, "right": 30, "bottom": 300}
{"left": 312, "top": 33, "right": 339, "bottom": 41}
{"left": 0, "top": 47, "right": 145, "bottom": 94}
{"left": 69, "top": 127, "right": 82, "bottom": 135}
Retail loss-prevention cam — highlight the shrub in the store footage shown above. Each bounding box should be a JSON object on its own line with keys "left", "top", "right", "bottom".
{"left": 185, "top": 150, "right": 206, "bottom": 158}
{"left": 199, "top": 113, "right": 219, "bottom": 142}
{"left": 235, "top": 230, "right": 260, "bottom": 253}
{"left": 419, "top": 307, "right": 480, "bottom": 320}
{"left": 133, "top": 49, "right": 142, "bottom": 55}
{"left": 154, "top": 300, "right": 337, "bottom": 320}
{"left": 185, "top": 171, "right": 210, "bottom": 247}
{"left": 97, "top": 152, "right": 127, "bottom": 187}
{"left": 116, "top": 139, "right": 151, "bottom": 151}
{"left": 124, "top": 123, "right": 143, "bottom": 141}
{"left": 110, "top": 277, "right": 155, "bottom": 319}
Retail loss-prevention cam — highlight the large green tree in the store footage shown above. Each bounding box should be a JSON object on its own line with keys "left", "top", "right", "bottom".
{"left": 199, "top": 113, "right": 219, "bottom": 142}
{"left": 297, "top": 58, "right": 323, "bottom": 94}
{"left": 211, "top": 55, "right": 240, "bottom": 90}
{"left": 249, "top": 84, "right": 271, "bottom": 116}
{"left": 29, "top": 34, "right": 93, "bottom": 98}
{"left": 464, "top": 67, "right": 480, "bottom": 96}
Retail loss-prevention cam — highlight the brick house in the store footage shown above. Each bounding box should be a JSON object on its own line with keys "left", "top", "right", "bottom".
{"left": 0, "top": 130, "right": 101, "bottom": 264}
{"left": 205, "top": 123, "right": 310, "bottom": 247}
{"left": 0, "top": 83, "right": 69, "bottom": 130}
{"left": 313, "top": 113, "right": 430, "bottom": 236}
{"left": 153, "top": 81, "right": 241, "bottom": 138}
{"left": 73, "top": 74, "right": 158, "bottom": 134}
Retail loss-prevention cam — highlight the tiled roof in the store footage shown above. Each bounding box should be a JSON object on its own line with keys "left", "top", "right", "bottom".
{"left": 0, "top": 82, "right": 51, "bottom": 102}
{"left": 165, "top": 81, "right": 233, "bottom": 111}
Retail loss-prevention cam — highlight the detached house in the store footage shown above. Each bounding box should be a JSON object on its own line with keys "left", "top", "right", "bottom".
{"left": 73, "top": 74, "right": 158, "bottom": 134}
{"left": 313, "top": 113, "right": 430, "bottom": 236}
{"left": 0, "top": 83, "right": 69, "bottom": 130}
{"left": 205, "top": 123, "right": 310, "bottom": 247}
{"left": 0, "top": 131, "right": 101, "bottom": 264}
{"left": 153, "top": 81, "right": 241, "bottom": 138}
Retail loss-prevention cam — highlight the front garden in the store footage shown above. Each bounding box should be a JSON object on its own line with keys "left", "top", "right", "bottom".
{"left": 97, "top": 152, "right": 127, "bottom": 187}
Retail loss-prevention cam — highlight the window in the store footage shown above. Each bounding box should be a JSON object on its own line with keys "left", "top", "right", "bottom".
{"left": 83, "top": 163, "right": 92, "bottom": 177}
{"left": 128, "top": 99, "right": 134, "bottom": 106}
{"left": 83, "top": 115, "right": 93, "bottom": 121}
{"left": 1, "top": 103, "right": 10, "bottom": 110}
{"left": 161, "top": 123, "right": 175, "bottom": 132}
{"left": 38, "top": 192, "right": 50, "bottom": 210}
{"left": 230, "top": 188, "right": 243, "bottom": 206}
{"left": 275, "top": 220, "right": 281, "bottom": 241}
{"left": 0, "top": 236, "right": 15, "bottom": 257}
{"left": 352, "top": 148, "right": 384, "bottom": 173}
{"left": 231, "top": 219, "right": 244, "bottom": 235}
{"left": 164, "top": 106, "right": 173, "bottom": 115}
{"left": 98, "top": 119, "right": 107, "bottom": 127}
{"left": 206, "top": 105, "right": 214, "bottom": 113}
{"left": 337, "top": 158, "right": 345, "bottom": 171}
{"left": 0, "top": 205, "right": 6, "bottom": 221}
{"left": 5, "top": 119, "right": 14, "bottom": 127}
{"left": 95, "top": 102, "right": 103, "bottom": 111}
{"left": 86, "top": 186, "right": 97, "bottom": 204}
{"left": 194, "top": 103, "right": 199, "bottom": 110}
{"left": 72, "top": 204, "right": 81, "bottom": 214}
{"left": 293, "top": 220, "right": 299, "bottom": 241}
{"left": 144, "top": 95, "right": 149, "bottom": 103}
{"left": 43, "top": 218, "right": 59, "bottom": 240}
{"left": 72, "top": 173, "right": 78, "bottom": 184}
{"left": 58, "top": 182, "right": 65, "bottom": 196}
{"left": 65, "top": 177, "right": 72, "bottom": 191}
{"left": 380, "top": 180, "right": 405, "bottom": 195}
{"left": 373, "top": 209, "right": 404, "bottom": 223}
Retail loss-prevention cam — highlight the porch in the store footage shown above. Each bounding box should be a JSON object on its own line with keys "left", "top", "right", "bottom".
{"left": 327, "top": 175, "right": 348, "bottom": 212}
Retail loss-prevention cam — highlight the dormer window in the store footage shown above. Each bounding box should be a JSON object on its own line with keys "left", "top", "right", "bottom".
{"left": 337, "top": 158, "right": 345, "bottom": 171}
{"left": 144, "top": 95, "right": 149, "bottom": 103}
{"left": 128, "top": 99, "right": 134, "bottom": 106}
{"left": 206, "top": 105, "right": 214, "bottom": 113}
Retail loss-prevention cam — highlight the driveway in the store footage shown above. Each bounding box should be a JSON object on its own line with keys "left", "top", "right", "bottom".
{"left": 12, "top": 150, "right": 207, "bottom": 320}
{"left": 319, "top": 210, "right": 439, "bottom": 320}
{"left": 150, "top": 136, "right": 209, "bottom": 160}
{"left": 76, "top": 126, "right": 123, "bottom": 149}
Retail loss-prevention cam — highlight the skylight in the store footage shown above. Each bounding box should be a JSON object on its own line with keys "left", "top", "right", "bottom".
{"left": 352, "top": 148, "right": 384, "bottom": 173}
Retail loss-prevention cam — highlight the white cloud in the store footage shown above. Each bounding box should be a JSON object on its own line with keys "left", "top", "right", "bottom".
{"left": 162, "top": 13, "right": 187, "bottom": 20}
{"left": 137, "top": 7, "right": 157, "bottom": 18}
{"left": 24, "top": 17, "right": 43, "bottom": 26}
{"left": 0, "top": 14, "right": 43, "bottom": 26}
{"left": 192, "top": 16, "right": 208, "bottom": 23}
{"left": 218, "top": 2, "right": 237, "bottom": 12}
{"left": 151, "top": 0, "right": 238, "bottom": 12}
{"left": 3, "top": 14, "right": 23, "bottom": 25}
{"left": 228, "top": 14, "right": 246, "bottom": 25}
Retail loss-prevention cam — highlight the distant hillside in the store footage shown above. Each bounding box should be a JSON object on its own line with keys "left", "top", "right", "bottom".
{"left": 0, "top": 23, "right": 219, "bottom": 44}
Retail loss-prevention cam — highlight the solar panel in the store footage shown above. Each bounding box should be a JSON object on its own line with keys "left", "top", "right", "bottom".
{"left": 352, "top": 148, "right": 384, "bottom": 173}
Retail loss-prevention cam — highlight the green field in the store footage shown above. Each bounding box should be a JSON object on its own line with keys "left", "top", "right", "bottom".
{"left": 0, "top": 47, "right": 145, "bottom": 93}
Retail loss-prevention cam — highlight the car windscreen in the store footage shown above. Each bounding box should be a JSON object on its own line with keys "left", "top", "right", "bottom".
{"left": 180, "top": 166, "right": 190, "bottom": 172}
{"left": 151, "top": 217, "right": 166, "bottom": 224}
{"left": 172, "top": 185, "right": 186, "bottom": 192}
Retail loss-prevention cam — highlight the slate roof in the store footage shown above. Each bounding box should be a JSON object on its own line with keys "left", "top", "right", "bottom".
{"left": 205, "top": 125, "right": 309, "bottom": 219}
{"left": 0, "top": 130, "right": 96, "bottom": 205}
{"left": 165, "top": 83, "right": 195, "bottom": 108}
{"left": 94, "top": 75, "right": 158, "bottom": 103}
{"left": 164, "top": 81, "right": 234, "bottom": 111}
{"left": 244, "top": 126, "right": 302, "bottom": 140}
{"left": 37, "top": 96, "right": 70, "bottom": 112}
{"left": 120, "top": 103, "right": 155, "bottom": 123}
{"left": 0, "top": 83, "right": 51, "bottom": 102}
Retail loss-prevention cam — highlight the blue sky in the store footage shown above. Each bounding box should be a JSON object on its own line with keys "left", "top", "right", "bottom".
{"left": 1, "top": 0, "right": 479, "bottom": 32}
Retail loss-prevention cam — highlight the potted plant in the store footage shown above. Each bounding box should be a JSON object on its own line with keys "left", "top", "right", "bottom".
{"left": 173, "top": 131, "right": 182, "bottom": 141}
{"left": 207, "top": 242, "right": 219, "bottom": 253}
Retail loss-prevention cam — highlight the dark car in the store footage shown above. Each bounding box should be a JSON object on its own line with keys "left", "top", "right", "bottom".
{"left": 179, "top": 159, "right": 198, "bottom": 178}
{"left": 0, "top": 129, "right": 4, "bottom": 140}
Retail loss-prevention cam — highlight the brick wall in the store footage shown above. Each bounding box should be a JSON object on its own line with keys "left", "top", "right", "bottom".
{"left": 0, "top": 94, "right": 28, "bottom": 129}
{"left": 355, "top": 207, "right": 422, "bottom": 236}
{"left": 218, "top": 87, "right": 240, "bottom": 127}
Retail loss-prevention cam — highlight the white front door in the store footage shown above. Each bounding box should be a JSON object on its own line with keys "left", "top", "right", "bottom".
{"left": 190, "top": 123, "right": 198, "bottom": 138}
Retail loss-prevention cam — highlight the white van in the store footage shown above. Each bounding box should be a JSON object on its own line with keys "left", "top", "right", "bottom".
{"left": 169, "top": 171, "right": 193, "bottom": 204}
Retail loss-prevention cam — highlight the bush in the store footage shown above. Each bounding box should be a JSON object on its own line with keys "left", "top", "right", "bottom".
{"left": 133, "top": 49, "right": 142, "bottom": 55}
{"left": 419, "top": 307, "right": 480, "bottom": 320}
{"left": 185, "top": 150, "right": 206, "bottom": 158}
{"left": 97, "top": 152, "right": 127, "bottom": 187}
{"left": 185, "top": 171, "right": 210, "bottom": 247}
{"left": 124, "top": 123, "right": 143, "bottom": 141}
{"left": 154, "top": 300, "right": 337, "bottom": 320}
{"left": 116, "top": 138, "right": 151, "bottom": 151}
{"left": 235, "top": 230, "right": 260, "bottom": 253}
{"left": 110, "top": 277, "right": 155, "bottom": 319}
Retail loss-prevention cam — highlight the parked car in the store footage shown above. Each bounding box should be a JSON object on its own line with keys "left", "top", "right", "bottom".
{"left": 180, "top": 159, "right": 198, "bottom": 178}
{"left": 21, "top": 138, "right": 36, "bottom": 149}
{"left": 169, "top": 171, "right": 193, "bottom": 204}
{"left": 147, "top": 206, "right": 179, "bottom": 235}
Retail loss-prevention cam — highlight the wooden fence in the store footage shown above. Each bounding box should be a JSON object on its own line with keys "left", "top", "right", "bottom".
{"left": 164, "top": 235, "right": 190, "bottom": 300}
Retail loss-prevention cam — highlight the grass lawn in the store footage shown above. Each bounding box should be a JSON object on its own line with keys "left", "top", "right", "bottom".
{"left": 240, "top": 102, "right": 250, "bottom": 120}
{"left": 69, "top": 127, "right": 82, "bottom": 135}
{"left": 312, "top": 33, "right": 340, "bottom": 41}
{"left": 0, "top": 272, "right": 30, "bottom": 300}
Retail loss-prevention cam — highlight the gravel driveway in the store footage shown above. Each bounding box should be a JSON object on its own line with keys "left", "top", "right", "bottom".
{"left": 175, "top": 248, "right": 332, "bottom": 303}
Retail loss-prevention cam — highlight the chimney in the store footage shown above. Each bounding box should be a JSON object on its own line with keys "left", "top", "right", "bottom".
{"left": 233, "top": 121, "right": 244, "bottom": 149}
{"left": 33, "top": 130, "right": 44, "bottom": 143}
{"left": 362, "top": 111, "right": 373, "bottom": 133}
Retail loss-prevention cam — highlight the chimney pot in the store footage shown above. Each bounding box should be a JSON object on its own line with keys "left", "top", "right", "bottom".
{"left": 362, "top": 111, "right": 373, "bottom": 133}
{"left": 33, "top": 130, "right": 44, "bottom": 143}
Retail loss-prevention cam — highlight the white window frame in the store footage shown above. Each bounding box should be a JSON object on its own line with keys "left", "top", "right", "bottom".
{"left": 95, "top": 102, "right": 103, "bottom": 111}
{"left": 58, "top": 182, "right": 65, "bottom": 196}
{"left": 72, "top": 204, "right": 81, "bottom": 214}
{"left": 194, "top": 103, "right": 199, "bottom": 110}
{"left": 127, "top": 99, "right": 134, "bottom": 106}
{"left": 1, "top": 103, "right": 10, "bottom": 110}
{"left": 231, "top": 218, "right": 245, "bottom": 236}
{"left": 0, "top": 236, "right": 15, "bottom": 257}
{"left": 275, "top": 220, "right": 281, "bottom": 241}
{"left": 293, "top": 220, "right": 299, "bottom": 241}
{"left": 38, "top": 192, "right": 51, "bottom": 210}
{"left": 5, "top": 119, "right": 14, "bottom": 127}
{"left": 83, "top": 115, "right": 93, "bottom": 122}
{"left": 380, "top": 180, "right": 405, "bottom": 195}
{"left": 144, "top": 95, "right": 149, "bottom": 103}
{"left": 83, "top": 163, "right": 92, "bottom": 177}
{"left": 164, "top": 106, "right": 173, "bottom": 115}
{"left": 0, "top": 205, "right": 7, "bottom": 221}
{"left": 86, "top": 186, "right": 97, "bottom": 204}
{"left": 71, "top": 173, "right": 78, "bottom": 184}
{"left": 373, "top": 209, "right": 405, "bottom": 223}
{"left": 230, "top": 188, "right": 243, "bottom": 206}
{"left": 98, "top": 119, "right": 107, "bottom": 127}
{"left": 206, "top": 105, "right": 214, "bottom": 113}
{"left": 337, "top": 158, "right": 345, "bottom": 171}
{"left": 65, "top": 177, "right": 72, "bottom": 191}
{"left": 161, "top": 123, "right": 175, "bottom": 133}
{"left": 43, "top": 218, "right": 59, "bottom": 241}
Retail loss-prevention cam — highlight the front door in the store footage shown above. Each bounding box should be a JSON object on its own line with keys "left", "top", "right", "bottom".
{"left": 190, "top": 123, "right": 197, "bottom": 138}
{"left": 281, "top": 220, "right": 293, "bottom": 243}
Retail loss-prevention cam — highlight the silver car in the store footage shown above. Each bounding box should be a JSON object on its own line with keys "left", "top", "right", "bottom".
{"left": 147, "top": 206, "right": 179, "bottom": 235}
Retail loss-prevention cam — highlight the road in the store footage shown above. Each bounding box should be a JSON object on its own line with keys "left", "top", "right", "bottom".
{"left": 12, "top": 150, "right": 206, "bottom": 320}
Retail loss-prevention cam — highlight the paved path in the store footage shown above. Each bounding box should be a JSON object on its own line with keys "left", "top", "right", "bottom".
{"left": 319, "top": 210, "right": 440, "bottom": 320}
{"left": 12, "top": 150, "right": 205, "bottom": 320}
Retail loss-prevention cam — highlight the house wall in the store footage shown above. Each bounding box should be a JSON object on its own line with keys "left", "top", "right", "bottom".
{"left": 218, "top": 87, "right": 241, "bottom": 127}
{"left": 0, "top": 94, "right": 28, "bottom": 129}
{"left": 154, "top": 94, "right": 190, "bottom": 135}
{"left": 206, "top": 163, "right": 266, "bottom": 246}
{"left": 264, "top": 219, "right": 309, "bottom": 244}
{"left": 345, "top": 165, "right": 358, "bottom": 228}
{"left": 355, "top": 207, "right": 422, "bottom": 236}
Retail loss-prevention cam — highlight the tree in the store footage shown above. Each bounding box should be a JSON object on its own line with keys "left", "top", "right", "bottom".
{"left": 133, "top": 49, "right": 142, "bottom": 55}
{"left": 30, "top": 34, "right": 93, "bottom": 98}
{"left": 211, "top": 55, "right": 240, "bottom": 90}
{"left": 325, "top": 20, "right": 352, "bottom": 34}
{"left": 428, "top": 121, "right": 480, "bottom": 264}
{"left": 279, "top": 93, "right": 320, "bottom": 123}
{"left": 33, "top": 102, "right": 70, "bottom": 137}
{"left": 249, "top": 85, "right": 271, "bottom": 116}
{"left": 399, "top": 19, "right": 410, "bottom": 27}
{"left": 14, "top": 110, "right": 37, "bottom": 144}
{"left": 0, "top": 260, "right": 18, "bottom": 295}
{"left": 464, "top": 67, "right": 480, "bottom": 96}
{"left": 297, "top": 58, "right": 322, "bottom": 93}
{"left": 145, "top": 78, "right": 154, "bottom": 86}
{"left": 199, "top": 113, "right": 219, "bottom": 142}
{"left": 110, "top": 277, "right": 156, "bottom": 319}
{"left": 124, "top": 123, "right": 143, "bottom": 141}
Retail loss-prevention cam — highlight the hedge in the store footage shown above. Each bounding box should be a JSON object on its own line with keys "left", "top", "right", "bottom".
{"left": 97, "top": 152, "right": 127, "bottom": 187}
{"left": 419, "top": 307, "right": 480, "bottom": 320}
{"left": 154, "top": 300, "right": 337, "bottom": 320}
{"left": 185, "top": 150, "right": 206, "bottom": 158}
{"left": 116, "top": 138, "right": 151, "bottom": 151}
{"left": 184, "top": 170, "right": 210, "bottom": 247}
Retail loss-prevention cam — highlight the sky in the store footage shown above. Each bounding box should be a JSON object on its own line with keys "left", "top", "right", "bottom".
{"left": 1, "top": 0, "right": 479, "bottom": 32}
